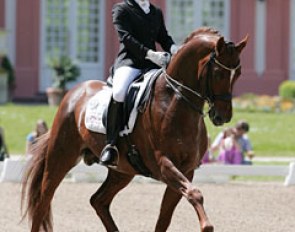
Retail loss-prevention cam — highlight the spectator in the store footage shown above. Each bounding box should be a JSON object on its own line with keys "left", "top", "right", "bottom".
{"left": 0, "top": 126, "right": 9, "bottom": 161}
{"left": 216, "top": 128, "right": 243, "bottom": 164}
{"left": 26, "top": 119, "right": 48, "bottom": 155}
{"left": 211, "top": 120, "right": 255, "bottom": 165}
{"left": 233, "top": 120, "right": 255, "bottom": 164}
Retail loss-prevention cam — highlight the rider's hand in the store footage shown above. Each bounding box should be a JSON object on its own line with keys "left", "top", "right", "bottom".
{"left": 146, "top": 50, "right": 171, "bottom": 68}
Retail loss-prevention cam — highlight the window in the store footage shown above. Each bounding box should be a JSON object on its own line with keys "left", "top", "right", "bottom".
{"left": 44, "top": 0, "right": 101, "bottom": 63}
{"left": 40, "top": 0, "right": 105, "bottom": 91}
{"left": 76, "top": 0, "right": 101, "bottom": 62}
{"left": 45, "top": 0, "right": 70, "bottom": 58}
{"left": 166, "top": 0, "right": 230, "bottom": 44}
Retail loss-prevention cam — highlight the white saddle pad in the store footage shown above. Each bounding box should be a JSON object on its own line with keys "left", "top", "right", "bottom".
{"left": 85, "top": 86, "right": 112, "bottom": 134}
{"left": 85, "top": 69, "right": 158, "bottom": 135}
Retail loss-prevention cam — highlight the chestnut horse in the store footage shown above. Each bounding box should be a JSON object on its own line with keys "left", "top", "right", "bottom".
{"left": 22, "top": 28, "right": 247, "bottom": 232}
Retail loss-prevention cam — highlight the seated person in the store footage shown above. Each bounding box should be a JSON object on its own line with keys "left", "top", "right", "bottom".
{"left": 0, "top": 126, "right": 9, "bottom": 161}
{"left": 233, "top": 120, "right": 255, "bottom": 165}
{"left": 211, "top": 120, "right": 255, "bottom": 165}
{"left": 26, "top": 119, "right": 48, "bottom": 155}
{"left": 217, "top": 128, "right": 243, "bottom": 164}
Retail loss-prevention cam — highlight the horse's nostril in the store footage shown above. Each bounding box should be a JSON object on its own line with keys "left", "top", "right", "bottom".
{"left": 214, "top": 115, "right": 223, "bottom": 124}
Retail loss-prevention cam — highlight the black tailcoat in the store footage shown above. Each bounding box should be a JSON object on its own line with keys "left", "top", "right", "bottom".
{"left": 112, "top": 0, "right": 175, "bottom": 71}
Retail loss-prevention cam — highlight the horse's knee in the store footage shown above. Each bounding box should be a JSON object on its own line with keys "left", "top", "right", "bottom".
{"left": 90, "top": 198, "right": 111, "bottom": 220}
{"left": 90, "top": 192, "right": 110, "bottom": 209}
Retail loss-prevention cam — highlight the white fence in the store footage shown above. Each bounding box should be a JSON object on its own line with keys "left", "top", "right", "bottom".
{"left": 1, "top": 156, "right": 295, "bottom": 186}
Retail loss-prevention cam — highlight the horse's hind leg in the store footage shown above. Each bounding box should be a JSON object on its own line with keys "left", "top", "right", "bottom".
{"left": 155, "top": 186, "right": 182, "bottom": 232}
{"left": 90, "top": 169, "right": 134, "bottom": 231}
{"left": 159, "top": 156, "right": 213, "bottom": 232}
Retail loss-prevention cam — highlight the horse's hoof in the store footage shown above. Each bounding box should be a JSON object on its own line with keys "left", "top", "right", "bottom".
{"left": 202, "top": 224, "right": 214, "bottom": 232}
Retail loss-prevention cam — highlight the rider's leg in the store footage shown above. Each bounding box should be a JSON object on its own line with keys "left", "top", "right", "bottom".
{"left": 100, "top": 66, "right": 141, "bottom": 166}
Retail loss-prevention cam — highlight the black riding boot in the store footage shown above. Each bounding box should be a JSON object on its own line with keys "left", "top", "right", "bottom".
{"left": 100, "top": 99, "right": 123, "bottom": 166}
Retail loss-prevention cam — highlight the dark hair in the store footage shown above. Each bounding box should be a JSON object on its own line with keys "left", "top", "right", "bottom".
{"left": 236, "top": 120, "right": 249, "bottom": 132}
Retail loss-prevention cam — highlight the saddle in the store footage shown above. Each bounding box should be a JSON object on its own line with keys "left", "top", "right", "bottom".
{"left": 85, "top": 69, "right": 162, "bottom": 136}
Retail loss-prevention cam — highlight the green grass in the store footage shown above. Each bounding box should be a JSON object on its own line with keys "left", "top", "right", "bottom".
{"left": 0, "top": 103, "right": 294, "bottom": 158}
{"left": 0, "top": 103, "right": 58, "bottom": 154}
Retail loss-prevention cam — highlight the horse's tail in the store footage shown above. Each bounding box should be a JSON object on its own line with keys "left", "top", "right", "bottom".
{"left": 21, "top": 131, "right": 52, "bottom": 232}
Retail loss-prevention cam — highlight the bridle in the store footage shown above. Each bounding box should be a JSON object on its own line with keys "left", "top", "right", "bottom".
{"left": 163, "top": 51, "right": 241, "bottom": 116}
{"left": 204, "top": 52, "right": 240, "bottom": 103}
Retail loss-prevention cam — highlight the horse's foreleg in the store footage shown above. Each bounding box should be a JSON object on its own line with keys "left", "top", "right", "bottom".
{"left": 90, "top": 169, "right": 134, "bottom": 232}
{"left": 159, "top": 156, "right": 214, "bottom": 232}
{"left": 155, "top": 186, "right": 182, "bottom": 232}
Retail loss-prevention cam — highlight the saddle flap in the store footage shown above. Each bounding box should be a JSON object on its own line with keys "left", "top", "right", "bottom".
{"left": 120, "top": 68, "right": 162, "bottom": 136}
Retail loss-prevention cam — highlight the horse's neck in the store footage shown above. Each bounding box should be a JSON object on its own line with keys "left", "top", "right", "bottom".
{"left": 167, "top": 40, "right": 214, "bottom": 86}
{"left": 153, "top": 41, "right": 214, "bottom": 128}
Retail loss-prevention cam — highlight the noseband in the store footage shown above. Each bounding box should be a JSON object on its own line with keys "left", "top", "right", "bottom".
{"left": 164, "top": 51, "right": 241, "bottom": 115}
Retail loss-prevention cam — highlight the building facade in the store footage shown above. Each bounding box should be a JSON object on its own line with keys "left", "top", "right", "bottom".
{"left": 0, "top": 0, "right": 294, "bottom": 100}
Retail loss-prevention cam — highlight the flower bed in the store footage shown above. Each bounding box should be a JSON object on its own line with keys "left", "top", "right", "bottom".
{"left": 233, "top": 94, "right": 295, "bottom": 113}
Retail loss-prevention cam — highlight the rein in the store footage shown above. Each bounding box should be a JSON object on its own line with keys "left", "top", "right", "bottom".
{"left": 163, "top": 51, "right": 241, "bottom": 115}
{"left": 164, "top": 71, "right": 206, "bottom": 115}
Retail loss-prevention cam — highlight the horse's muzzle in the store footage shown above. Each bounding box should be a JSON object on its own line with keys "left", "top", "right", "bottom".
{"left": 209, "top": 108, "right": 231, "bottom": 126}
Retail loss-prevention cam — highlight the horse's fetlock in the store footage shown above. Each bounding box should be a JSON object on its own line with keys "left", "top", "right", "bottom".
{"left": 187, "top": 188, "right": 204, "bottom": 205}
{"left": 196, "top": 194, "right": 204, "bottom": 204}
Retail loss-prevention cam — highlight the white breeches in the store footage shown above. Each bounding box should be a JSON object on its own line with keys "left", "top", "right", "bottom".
{"left": 112, "top": 66, "right": 141, "bottom": 102}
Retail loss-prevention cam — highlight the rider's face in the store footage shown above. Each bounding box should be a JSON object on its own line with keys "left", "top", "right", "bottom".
{"left": 135, "top": 0, "right": 149, "bottom": 6}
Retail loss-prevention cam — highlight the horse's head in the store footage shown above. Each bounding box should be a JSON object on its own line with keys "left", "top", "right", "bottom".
{"left": 165, "top": 28, "right": 248, "bottom": 126}
{"left": 200, "top": 35, "right": 248, "bottom": 126}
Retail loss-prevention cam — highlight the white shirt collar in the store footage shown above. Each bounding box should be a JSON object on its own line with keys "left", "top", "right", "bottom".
{"left": 134, "top": 0, "right": 150, "bottom": 14}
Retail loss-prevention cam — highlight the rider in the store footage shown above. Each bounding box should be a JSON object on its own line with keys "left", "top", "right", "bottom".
{"left": 100, "top": 0, "right": 180, "bottom": 166}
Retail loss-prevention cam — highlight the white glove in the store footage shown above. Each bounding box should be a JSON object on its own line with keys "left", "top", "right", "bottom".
{"left": 170, "top": 44, "right": 181, "bottom": 55}
{"left": 146, "top": 50, "right": 171, "bottom": 68}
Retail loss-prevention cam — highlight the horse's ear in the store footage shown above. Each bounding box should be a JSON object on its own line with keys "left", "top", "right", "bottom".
{"left": 215, "top": 37, "right": 226, "bottom": 56}
{"left": 236, "top": 34, "right": 249, "bottom": 53}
